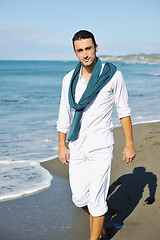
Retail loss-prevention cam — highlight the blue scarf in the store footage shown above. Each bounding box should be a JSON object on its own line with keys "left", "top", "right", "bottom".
{"left": 68, "top": 58, "right": 117, "bottom": 141}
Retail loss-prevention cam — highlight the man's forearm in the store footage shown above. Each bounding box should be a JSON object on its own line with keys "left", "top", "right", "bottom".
{"left": 120, "top": 116, "right": 136, "bottom": 163}
{"left": 58, "top": 132, "right": 67, "bottom": 146}
{"left": 120, "top": 116, "right": 134, "bottom": 147}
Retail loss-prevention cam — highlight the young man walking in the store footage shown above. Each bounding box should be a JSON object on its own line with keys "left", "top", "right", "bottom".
{"left": 57, "top": 30, "right": 136, "bottom": 240}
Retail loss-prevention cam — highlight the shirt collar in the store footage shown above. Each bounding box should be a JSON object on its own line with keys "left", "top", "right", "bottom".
{"left": 78, "top": 67, "right": 87, "bottom": 84}
{"left": 79, "top": 67, "right": 83, "bottom": 79}
{"left": 78, "top": 64, "right": 104, "bottom": 81}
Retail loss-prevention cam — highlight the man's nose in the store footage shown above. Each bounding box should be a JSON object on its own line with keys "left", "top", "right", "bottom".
{"left": 83, "top": 50, "right": 88, "bottom": 58}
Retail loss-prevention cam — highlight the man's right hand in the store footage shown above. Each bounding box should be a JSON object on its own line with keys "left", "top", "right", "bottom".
{"left": 58, "top": 145, "right": 70, "bottom": 165}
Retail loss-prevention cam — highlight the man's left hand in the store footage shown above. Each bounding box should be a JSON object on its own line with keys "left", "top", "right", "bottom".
{"left": 123, "top": 145, "right": 136, "bottom": 164}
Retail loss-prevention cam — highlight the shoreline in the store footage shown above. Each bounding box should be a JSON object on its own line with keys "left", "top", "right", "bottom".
{"left": 0, "top": 120, "right": 159, "bottom": 203}
{"left": 0, "top": 120, "right": 160, "bottom": 202}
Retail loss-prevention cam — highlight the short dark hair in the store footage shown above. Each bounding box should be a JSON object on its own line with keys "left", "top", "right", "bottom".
{"left": 72, "top": 30, "right": 96, "bottom": 50}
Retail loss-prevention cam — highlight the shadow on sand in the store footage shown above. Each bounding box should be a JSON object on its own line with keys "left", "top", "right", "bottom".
{"left": 103, "top": 167, "right": 157, "bottom": 239}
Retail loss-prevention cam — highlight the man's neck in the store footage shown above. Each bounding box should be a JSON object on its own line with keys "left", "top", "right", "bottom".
{"left": 82, "top": 70, "right": 91, "bottom": 84}
{"left": 82, "top": 58, "right": 97, "bottom": 84}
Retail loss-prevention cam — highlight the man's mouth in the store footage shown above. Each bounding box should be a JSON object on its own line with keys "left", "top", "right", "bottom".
{"left": 83, "top": 58, "right": 90, "bottom": 62}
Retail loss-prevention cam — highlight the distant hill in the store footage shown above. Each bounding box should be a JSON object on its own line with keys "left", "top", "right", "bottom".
{"left": 99, "top": 53, "right": 160, "bottom": 63}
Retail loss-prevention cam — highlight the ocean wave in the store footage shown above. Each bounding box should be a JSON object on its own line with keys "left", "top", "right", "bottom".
{"left": 1, "top": 98, "right": 19, "bottom": 103}
{"left": 129, "top": 94, "right": 144, "bottom": 97}
{"left": 138, "top": 72, "right": 160, "bottom": 77}
{"left": 45, "top": 119, "right": 57, "bottom": 125}
{"left": 148, "top": 73, "right": 160, "bottom": 76}
{"left": 132, "top": 119, "right": 160, "bottom": 126}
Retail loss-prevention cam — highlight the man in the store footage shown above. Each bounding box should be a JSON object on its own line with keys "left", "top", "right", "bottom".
{"left": 57, "top": 30, "right": 136, "bottom": 240}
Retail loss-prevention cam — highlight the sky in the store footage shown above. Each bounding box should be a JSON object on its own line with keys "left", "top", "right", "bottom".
{"left": 0, "top": 0, "right": 160, "bottom": 60}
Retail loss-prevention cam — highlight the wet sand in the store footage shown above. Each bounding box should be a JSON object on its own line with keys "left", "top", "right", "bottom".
{"left": 0, "top": 122, "right": 160, "bottom": 240}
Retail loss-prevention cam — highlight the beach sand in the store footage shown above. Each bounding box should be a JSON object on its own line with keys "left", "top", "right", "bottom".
{"left": 0, "top": 122, "right": 160, "bottom": 240}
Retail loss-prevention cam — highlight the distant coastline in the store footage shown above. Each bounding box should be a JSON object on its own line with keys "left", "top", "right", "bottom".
{"left": 99, "top": 53, "right": 160, "bottom": 63}
{"left": 0, "top": 53, "right": 160, "bottom": 63}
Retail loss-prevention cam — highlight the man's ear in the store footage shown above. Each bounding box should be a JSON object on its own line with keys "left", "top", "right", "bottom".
{"left": 95, "top": 44, "right": 98, "bottom": 53}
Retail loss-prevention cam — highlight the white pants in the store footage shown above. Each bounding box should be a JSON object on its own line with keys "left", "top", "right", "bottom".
{"left": 69, "top": 144, "right": 113, "bottom": 217}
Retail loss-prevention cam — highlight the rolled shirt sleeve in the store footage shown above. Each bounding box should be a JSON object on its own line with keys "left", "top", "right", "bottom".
{"left": 113, "top": 71, "right": 131, "bottom": 119}
{"left": 56, "top": 71, "right": 73, "bottom": 133}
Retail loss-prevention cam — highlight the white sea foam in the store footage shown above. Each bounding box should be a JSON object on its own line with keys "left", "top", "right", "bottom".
{"left": 148, "top": 73, "right": 160, "bottom": 76}
{"left": 0, "top": 160, "right": 53, "bottom": 201}
{"left": 53, "top": 145, "right": 58, "bottom": 151}
{"left": 40, "top": 155, "right": 58, "bottom": 163}
{"left": 113, "top": 118, "right": 160, "bottom": 128}
{"left": 135, "top": 116, "right": 144, "bottom": 119}
{"left": 132, "top": 119, "right": 160, "bottom": 125}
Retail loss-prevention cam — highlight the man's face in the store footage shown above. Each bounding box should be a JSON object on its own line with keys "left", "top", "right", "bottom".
{"left": 74, "top": 38, "right": 98, "bottom": 68}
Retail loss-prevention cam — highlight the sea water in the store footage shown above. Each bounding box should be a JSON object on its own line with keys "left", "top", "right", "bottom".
{"left": 0, "top": 60, "right": 160, "bottom": 201}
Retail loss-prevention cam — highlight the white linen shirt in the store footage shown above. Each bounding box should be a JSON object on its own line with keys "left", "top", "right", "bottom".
{"left": 57, "top": 65, "right": 131, "bottom": 151}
